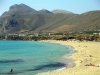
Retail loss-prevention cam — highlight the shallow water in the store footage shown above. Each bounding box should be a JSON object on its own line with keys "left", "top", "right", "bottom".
{"left": 0, "top": 40, "right": 73, "bottom": 75}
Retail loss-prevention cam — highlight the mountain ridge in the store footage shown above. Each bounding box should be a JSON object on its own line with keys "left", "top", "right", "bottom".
{"left": 0, "top": 4, "right": 100, "bottom": 34}
{"left": 52, "top": 9, "right": 74, "bottom": 14}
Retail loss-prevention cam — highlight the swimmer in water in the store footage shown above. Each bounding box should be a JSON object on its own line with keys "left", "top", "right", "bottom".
{"left": 10, "top": 69, "right": 13, "bottom": 73}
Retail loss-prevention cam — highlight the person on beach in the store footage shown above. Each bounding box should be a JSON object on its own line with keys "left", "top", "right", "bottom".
{"left": 89, "top": 55, "right": 92, "bottom": 57}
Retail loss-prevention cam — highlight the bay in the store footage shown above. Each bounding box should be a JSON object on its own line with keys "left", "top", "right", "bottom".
{"left": 0, "top": 40, "right": 72, "bottom": 75}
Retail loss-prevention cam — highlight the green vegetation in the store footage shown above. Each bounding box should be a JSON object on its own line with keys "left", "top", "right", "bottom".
{"left": 0, "top": 31, "right": 99, "bottom": 42}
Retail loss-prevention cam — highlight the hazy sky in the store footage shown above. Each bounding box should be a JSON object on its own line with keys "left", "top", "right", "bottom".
{"left": 0, "top": 0, "right": 100, "bottom": 15}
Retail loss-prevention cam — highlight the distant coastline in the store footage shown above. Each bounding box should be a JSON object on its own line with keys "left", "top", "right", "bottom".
{"left": 0, "top": 32, "right": 100, "bottom": 42}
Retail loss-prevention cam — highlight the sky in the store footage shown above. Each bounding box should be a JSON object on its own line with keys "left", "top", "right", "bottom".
{"left": 0, "top": 0, "right": 100, "bottom": 15}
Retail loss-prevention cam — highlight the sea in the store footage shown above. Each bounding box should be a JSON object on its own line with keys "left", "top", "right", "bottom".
{"left": 0, "top": 40, "right": 75, "bottom": 75}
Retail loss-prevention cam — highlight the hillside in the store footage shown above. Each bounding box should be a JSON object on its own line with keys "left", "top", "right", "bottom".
{"left": 0, "top": 4, "right": 100, "bottom": 34}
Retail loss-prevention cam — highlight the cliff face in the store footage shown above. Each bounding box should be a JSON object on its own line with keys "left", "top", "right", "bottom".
{"left": 0, "top": 4, "right": 100, "bottom": 34}
{"left": 2, "top": 19, "right": 18, "bottom": 33}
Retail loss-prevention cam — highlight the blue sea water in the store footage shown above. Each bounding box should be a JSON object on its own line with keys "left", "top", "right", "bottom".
{"left": 0, "top": 40, "right": 73, "bottom": 75}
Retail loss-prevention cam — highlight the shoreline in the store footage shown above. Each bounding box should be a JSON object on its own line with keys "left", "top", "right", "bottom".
{"left": 41, "top": 40, "right": 77, "bottom": 63}
{"left": 37, "top": 40, "right": 100, "bottom": 75}
{"left": 37, "top": 40, "right": 77, "bottom": 75}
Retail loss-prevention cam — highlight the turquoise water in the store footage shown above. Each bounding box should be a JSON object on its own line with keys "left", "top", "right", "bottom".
{"left": 0, "top": 40, "right": 72, "bottom": 75}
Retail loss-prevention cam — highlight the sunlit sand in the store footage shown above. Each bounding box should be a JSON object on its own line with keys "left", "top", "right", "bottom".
{"left": 37, "top": 40, "right": 100, "bottom": 75}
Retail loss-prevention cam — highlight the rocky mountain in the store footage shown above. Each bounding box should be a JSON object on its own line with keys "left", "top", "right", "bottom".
{"left": 38, "top": 9, "right": 53, "bottom": 14}
{"left": 1, "top": 4, "right": 37, "bottom": 18}
{"left": 1, "top": 4, "right": 53, "bottom": 18}
{"left": 0, "top": 4, "right": 100, "bottom": 34}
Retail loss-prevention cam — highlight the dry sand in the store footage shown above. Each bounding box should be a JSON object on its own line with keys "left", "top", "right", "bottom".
{"left": 37, "top": 40, "right": 100, "bottom": 75}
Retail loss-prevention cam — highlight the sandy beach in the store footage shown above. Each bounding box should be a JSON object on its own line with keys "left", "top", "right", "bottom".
{"left": 37, "top": 40, "right": 100, "bottom": 75}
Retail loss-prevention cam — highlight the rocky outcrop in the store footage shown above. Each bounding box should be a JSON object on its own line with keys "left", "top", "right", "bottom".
{"left": 3, "top": 20, "right": 19, "bottom": 33}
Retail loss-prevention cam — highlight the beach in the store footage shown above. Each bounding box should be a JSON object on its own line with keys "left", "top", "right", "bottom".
{"left": 37, "top": 40, "right": 100, "bottom": 75}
